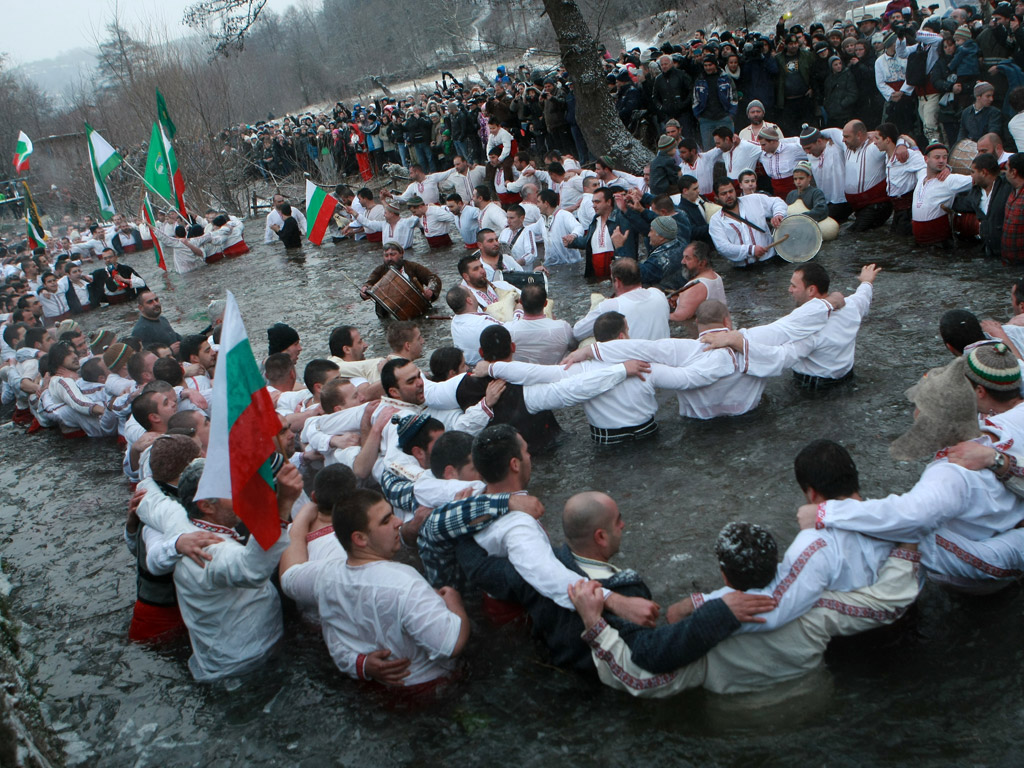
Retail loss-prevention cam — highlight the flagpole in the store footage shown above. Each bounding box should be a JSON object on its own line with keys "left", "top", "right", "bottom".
{"left": 119, "top": 156, "right": 182, "bottom": 216}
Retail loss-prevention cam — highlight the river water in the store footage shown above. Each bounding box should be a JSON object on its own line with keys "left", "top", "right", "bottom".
{"left": 2, "top": 224, "right": 1022, "bottom": 766}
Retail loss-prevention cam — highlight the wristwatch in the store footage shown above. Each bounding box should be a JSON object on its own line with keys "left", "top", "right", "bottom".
{"left": 990, "top": 451, "right": 1009, "bottom": 477}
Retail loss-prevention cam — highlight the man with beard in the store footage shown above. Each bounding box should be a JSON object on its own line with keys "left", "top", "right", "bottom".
{"left": 131, "top": 290, "right": 182, "bottom": 354}
{"left": 708, "top": 177, "right": 787, "bottom": 267}
{"left": 360, "top": 241, "right": 441, "bottom": 318}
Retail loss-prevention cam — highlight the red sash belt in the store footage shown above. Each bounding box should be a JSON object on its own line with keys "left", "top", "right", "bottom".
{"left": 847, "top": 179, "right": 888, "bottom": 210}
{"left": 591, "top": 250, "right": 613, "bottom": 280}
{"left": 498, "top": 192, "right": 522, "bottom": 207}
{"left": 426, "top": 233, "right": 452, "bottom": 248}
{"left": 770, "top": 175, "right": 796, "bottom": 198}
{"left": 366, "top": 231, "right": 383, "bottom": 243}
{"left": 222, "top": 240, "right": 250, "bottom": 257}
{"left": 913, "top": 215, "right": 951, "bottom": 245}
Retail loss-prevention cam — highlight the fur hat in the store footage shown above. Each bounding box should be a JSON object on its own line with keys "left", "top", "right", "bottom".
{"left": 890, "top": 357, "right": 980, "bottom": 460}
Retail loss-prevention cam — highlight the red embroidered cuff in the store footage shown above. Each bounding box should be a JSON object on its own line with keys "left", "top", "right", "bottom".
{"left": 356, "top": 653, "right": 367, "bottom": 680}
{"left": 690, "top": 593, "right": 705, "bottom": 609}
{"left": 481, "top": 401, "right": 494, "bottom": 419}
{"left": 816, "top": 502, "right": 826, "bottom": 530}
{"left": 581, "top": 617, "right": 608, "bottom": 646}
{"left": 891, "top": 547, "right": 922, "bottom": 563}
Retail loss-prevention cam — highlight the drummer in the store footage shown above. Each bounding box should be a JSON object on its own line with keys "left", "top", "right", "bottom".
{"left": 359, "top": 241, "right": 442, "bottom": 317}
{"left": 786, "top": 162, "right": 829, "bottom": 222}
{"left": 708, "top": 177, "right": 787, "bottom": 268}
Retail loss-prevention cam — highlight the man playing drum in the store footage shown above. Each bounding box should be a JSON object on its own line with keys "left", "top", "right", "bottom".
{"left": 360, "top": 241, "right": 442, "bottom": 319}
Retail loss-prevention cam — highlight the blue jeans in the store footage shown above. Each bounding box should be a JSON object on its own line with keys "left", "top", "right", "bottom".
{"left": 413, "top": 142, "right": 434, "bottom": 172}
{"left": 454, "top": 140, "right": 472, "bottom": 164}
{"left": 697, "top": 116, "right": 733, "bottom": 151}
{"left": 397, "top": 143, "right": 409, "bottom": 168}
{"left": 570, "top": 125, "right": 591, "bottom": 164}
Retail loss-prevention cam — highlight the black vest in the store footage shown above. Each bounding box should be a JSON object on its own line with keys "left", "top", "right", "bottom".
{"left": 456, "top": 375, "right": 562, "bottom": 453}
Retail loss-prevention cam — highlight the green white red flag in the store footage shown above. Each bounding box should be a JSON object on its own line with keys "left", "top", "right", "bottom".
{"left": 25, "top": 217, "right": 45, "bottom": 249}
{"left": 85, "top": 123, "right": 122, "bottom": 221}
{"left": 13, "top": 131, "right": 32, "bottom": 174}
{"left": 142, "top": 194, "right": 167, "bottom": 271}
{"left": 305, "top": 180, "right": 337, "bottom": 245}
{"left": 156, "top": 87, "right": 176, "bottom": 139}
{"left": 160, "top": 122, "right": 187, "bottom": 218}
{"left": 195, "top": 291, "right": 285, "bottom": 549}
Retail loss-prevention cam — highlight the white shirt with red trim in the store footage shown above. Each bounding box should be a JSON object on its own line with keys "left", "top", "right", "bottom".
{"left": 679, "top": 147, "right": 722, "bottom": 195}
{"left": 693, "top": 527, "right": 895, "bottom": 632}
{"left": 173, "top": 524, "right": 289, "bottom": 681}
{"left": 708, "top": 194, "right": 788, "bottom": 266}
{"left": 911, "top": 172, "right": 973, "bottom": 222}
{"left": 886, "top": 146, "right": 926, "bottom": 198}
{"left": 720, "top": 139, "right": 763, "bottom": 181}
{"left": 418, "top": 204, "right": 457, "bottom": 238}
{"left": 844, "top": 141, "right": 886, "bottom": 196}
{"left": 759, "top": 139, "right": 807, "bottom": 180}
{"left": 808, "top": 128, "right": 847, "bottom": 204}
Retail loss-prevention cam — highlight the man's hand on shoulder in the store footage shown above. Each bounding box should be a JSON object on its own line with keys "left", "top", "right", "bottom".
{"left": 721, "top": 591, "right": 777, "bottom": 623}
{"left": 509, "top": 493, "right": 544, "bottom": 519}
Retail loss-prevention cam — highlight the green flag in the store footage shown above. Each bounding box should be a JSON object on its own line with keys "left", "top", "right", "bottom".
{"left": 156, "top": 87, "right": 176, "bottom": 139}
{"left": 143, "top": 122, "right": 173, "bottom": 204}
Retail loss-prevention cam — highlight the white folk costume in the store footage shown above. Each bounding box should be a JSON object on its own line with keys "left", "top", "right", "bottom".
{"left": 759, "top": 139, "right": 807, "bottom": 198}
{"left": 173, "top": 523, "right": 289, "bottom": 681}
{"left": 708, "top": 193, "right": 788, "bottom": 267}
{"left": 572, "top": 288, "right": 671, "bottom": 341}
{"left": 418, "top": 204, "right": 457, "bottom": 248}
{"left": 536, "top": 208, "right": 584, "bottom": 265}
{"left": 719, "top": 139, "right": 763, "bottom": 182}
{"left": 807, "top": 128, "right": 848, "bottom": 205}
{"left": 451, "top": 313, "right": 501, "bottom": 366}
{"left": 844, "top": 141, "right": 888, "bottom": 211}
{"left": 507, "top": 317, "right": 575, "bottom": 365}
{"left": 678, "top": 148, "right": 722, "bottom": 196}
{"left": 355, "top": 215, "right": 417, "bottom": 250}
{"left": 477, "top": 201, "right": 508, "bottom": 233}
{"left": 911, "top": 172, "right": 973, "bottom": 245}
{"left": 391, "top": 170, "right": 451, "bottom": 205}
{"left": 499, "top": 224, "right": 539, "bottom": 268}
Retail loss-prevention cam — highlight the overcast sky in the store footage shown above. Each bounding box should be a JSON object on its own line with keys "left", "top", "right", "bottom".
{"left": 2, "top": 0, "right": 301, "bottom": 66}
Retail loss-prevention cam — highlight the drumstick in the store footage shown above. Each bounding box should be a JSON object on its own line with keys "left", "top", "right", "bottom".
{"left": 766, "top": 233, "right": 790, "bottom": 249}
{"left": 336, "top": 266, "right": 393, "bottom": 314}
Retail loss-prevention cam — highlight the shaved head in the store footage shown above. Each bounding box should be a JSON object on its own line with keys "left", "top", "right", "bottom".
{"left": 562, "top": 491, "right": 618, "bottom": 547}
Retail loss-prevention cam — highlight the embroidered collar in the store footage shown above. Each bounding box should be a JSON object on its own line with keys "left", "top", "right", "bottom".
{"left": 191, "top": 518, "right": 244, "bottom": 543}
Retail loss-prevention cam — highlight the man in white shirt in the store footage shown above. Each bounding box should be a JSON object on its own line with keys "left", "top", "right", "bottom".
{"left": 874, "top": 122, "right": 925, "bottom": 237}
{"left": 799, "top": 125, "right": 850, "bottom": 221}
{"left": 708, "top": 178, "right": 788, "bottom": 267}
{"left": 783, "top": 263, "right": 880, "bottom": 388}
{"left": 447, "top": 286, "right": 500, "bottom": 366}
{"left": 677, "top": 138, "right": 721, "bottom": 198}
{"left": 712, "top": 128, "right": 763, "bottom": 184}
{"left": 572, "top": 258, "right": 670, "bottom": 341}
{"left": 756, "top": 125, "right": 808, "bottom": 199}
{"left": 174, "top": 459, "right": 303, "bottom": 682}
{"left": 446, "top": 192, "right": 481, "bottom": 250}
{"left": 442, "top": 155, "right": 487, "bottom": 204}
{"left": 386, "top": 164, "right": 451, "bottom": 205}
{"left": 911, "top": 142, "right": 973, "bottom": 246}
{"left": 499, "top": 204, "right": 540, "bottom": 268}
{"left": 843, "top": 120, "right": 891, "bottom": 231}
{"left": 349, "top": 202, "right": 417, "bottom": 250}
{"left": 536, "top": 189, "right": 584, "bottom": 265}
{"left": 507, "top": 283, "right": 575, "bottom": 365}
{"left": 264, "top": 193, "right": 307, "bottom": 244}
{"left": 408, "top": 195, "right": 456, "bottom": 249}
{"left": 47, "top": 342, "right": 114, "bottom": 437}
{"left": 280, "top": 487, "right": 470, "bottom": 687}
{"left": 474, "top": 186, "right": 508, "bottom": 233}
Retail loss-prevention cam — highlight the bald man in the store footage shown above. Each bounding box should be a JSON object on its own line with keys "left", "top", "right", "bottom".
{"left": 454, "top": 491, "right": 772, "bottom": 672}
{"left": 977, "top": 132, "right": 1012, "bottom": 169}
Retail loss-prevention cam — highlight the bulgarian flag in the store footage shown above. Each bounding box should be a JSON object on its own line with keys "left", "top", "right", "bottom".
{"left": 195, "top": 291, "right": 285, "bottom": 549}
{"left": 305, "top": 179, "right": 337, "bottom": 245}
{"left": 13, "top": 131, "right": 32, "bottom": 174}
{"left": 85, "top": 123, "right": 122, "bottom": 221}
{"left": 25, "top": 217, "right": 45, "bottom": 249}
{"left": 160, "top": 122, "right": 187, "bottom": 218}
{"left": 142, "top": 194, "right": 167, "bottom": 271}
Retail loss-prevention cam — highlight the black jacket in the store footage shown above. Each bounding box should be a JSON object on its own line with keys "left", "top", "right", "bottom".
{"left": 456, "top": 539, "right": 740, "bottom": 673}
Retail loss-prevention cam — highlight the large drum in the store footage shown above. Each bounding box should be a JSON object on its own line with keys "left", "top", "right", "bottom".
{"left": 949, "top": 140, "right": 978, "bottom": 175}
{"left": 368, "top": 267, "right": 430, "bottom": 320}
{"left": 787, "top": 199, "right": 839, "bottom": 241}
{"left": 773, "top": 214, "right": 823, "bottom": 263}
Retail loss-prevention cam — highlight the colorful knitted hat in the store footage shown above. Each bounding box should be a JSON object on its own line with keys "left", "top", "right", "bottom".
{"left": 965, "top": 342, "right": 1022, "bottom": 392}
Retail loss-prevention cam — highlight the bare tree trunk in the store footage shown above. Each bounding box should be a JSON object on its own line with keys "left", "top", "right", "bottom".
{"left": 540, "top": 0, "right": 652, "bottom": 173}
